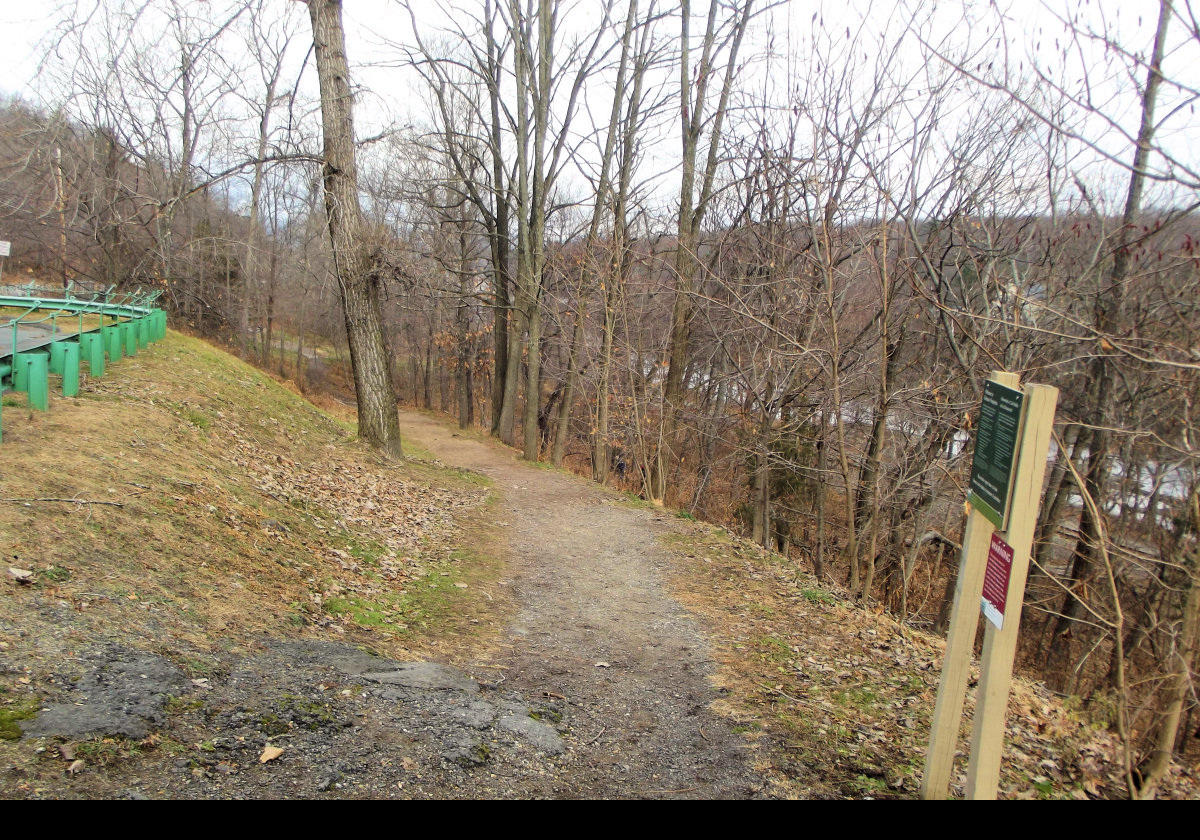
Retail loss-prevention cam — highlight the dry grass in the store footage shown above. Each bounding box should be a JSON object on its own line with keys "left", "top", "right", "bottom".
{"left": 0, "top": 332, "right": 509, "bottom": 678}
{"left": 659, "top": 523, "right": 1197, "bottom": 800}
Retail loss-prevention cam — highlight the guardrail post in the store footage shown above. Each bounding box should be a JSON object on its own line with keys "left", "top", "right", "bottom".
{"left": 13, "top": 351, "right": 49, "bottom": 411}
{"left": 0, "top": 362, "right": 9, "bottom": 443}
{"left": 81, "top": 333, "right": 105, "bottom": 377}
{"left": 61, "top": 342, "right": 80, "bottom": 397}
{"left": 49, "top": 340, "right": 67, "bottom": 375}
{"left": 103, "top": 325, "right": 122, "bottom": 362}
{"left": 0, "top": 294, "right": 170, "bottom": 444}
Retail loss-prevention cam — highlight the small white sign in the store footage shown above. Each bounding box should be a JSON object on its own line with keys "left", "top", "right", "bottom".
{"left": 0, "top": 241, "right": 10, "bottom": 257}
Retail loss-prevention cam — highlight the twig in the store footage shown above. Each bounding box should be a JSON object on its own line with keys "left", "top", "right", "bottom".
{"left": 760, "top": 682, "right": 813, "bottom": 707}
{"left": 543, "top": 691, "right": 566, "bottom": 701}
{"left": 584, "top": 726, "right": 605, "bottom": 746}
{"left": 1, "top": 498, "right": 124, "bottom": 508}
{"left": 699, "top": 725, "right": 710, "bottom": 743}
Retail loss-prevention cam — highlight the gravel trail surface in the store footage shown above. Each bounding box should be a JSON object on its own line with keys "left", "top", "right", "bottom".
{"left": 397, "top": 413, "right": 764, "bottom": 798}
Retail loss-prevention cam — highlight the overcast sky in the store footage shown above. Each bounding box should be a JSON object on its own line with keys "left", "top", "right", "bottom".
{"left": 2, "top": 1, "right": 1195, "bottom": 215}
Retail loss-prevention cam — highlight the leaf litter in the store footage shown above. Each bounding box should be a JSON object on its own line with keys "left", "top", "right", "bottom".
{"left": 661, "top": 525, "right": 1198, "bottom": 799}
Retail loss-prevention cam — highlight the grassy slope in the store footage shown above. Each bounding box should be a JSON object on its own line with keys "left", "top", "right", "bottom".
{"left": 0, "top": 333, "right": 508, "bottom": 745}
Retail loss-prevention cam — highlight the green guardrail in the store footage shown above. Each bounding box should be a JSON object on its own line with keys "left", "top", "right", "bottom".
{"left": 0, "top": 283, "right": 167, "bottom": 442}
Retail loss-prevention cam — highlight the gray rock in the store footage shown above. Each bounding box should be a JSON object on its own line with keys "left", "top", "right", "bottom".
{"left": 441, "top": 737, "right": 490, "bottom": 767}
{"left": 447, "top": 700, "right": 497, "bottom": 730}
{"left": 360, "top": 663, "right": 479, "bottom": 694}
{"left": 496, "top": 713, "right": 565, "bottom": 755}
{"left": 265, "top": 640, "right": 386, "bottom": 676}
{"left": 23, "top": 647, "right": 186, "bottom": 740}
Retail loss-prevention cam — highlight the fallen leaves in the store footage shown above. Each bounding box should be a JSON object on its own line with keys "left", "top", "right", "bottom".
{"left": 259, "top": 745, "right": 284, "bottom": 764}
{"left": 663, "top": 525, "right": 1162, "bottom": 800}
{"left": 212, "top": 437, "right": 487, "bottom": 635}
{"left": 231, "top": 439, "right": 482, "bottom": 561}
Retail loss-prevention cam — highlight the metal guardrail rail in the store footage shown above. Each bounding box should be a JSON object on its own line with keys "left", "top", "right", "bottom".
{"left": 0, "top": 283, "right": 167, "bottom": 442}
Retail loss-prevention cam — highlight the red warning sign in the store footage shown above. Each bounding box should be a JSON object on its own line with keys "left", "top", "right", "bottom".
{"left": 981, "top": 533, "right": 1014, "bottom": 630}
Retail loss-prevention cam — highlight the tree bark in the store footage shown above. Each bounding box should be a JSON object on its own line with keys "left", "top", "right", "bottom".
{"left": 307, "top": 0, "right": 402, "bottom": 458}
{"left": 552, "top": 306, "right": 586, "bottom": 466}
{"left": 1138, "top": 488, "right": 1199, "bottom": 797}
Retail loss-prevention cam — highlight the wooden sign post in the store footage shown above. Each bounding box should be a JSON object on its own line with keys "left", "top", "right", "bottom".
{"left": 921, "top": 372, "right": 1058, "bottom": 800}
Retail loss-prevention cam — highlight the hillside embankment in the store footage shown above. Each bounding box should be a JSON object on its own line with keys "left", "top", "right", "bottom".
{"left": 0, "top": 333, "right": 1193, "bottom": 798}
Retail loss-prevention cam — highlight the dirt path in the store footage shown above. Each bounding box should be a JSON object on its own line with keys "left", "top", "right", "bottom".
{"left": 397, "top": 411, "right": 765, "bottom": 798}
{"left": 6, "top": 409, "right": 767, "bottom": 800}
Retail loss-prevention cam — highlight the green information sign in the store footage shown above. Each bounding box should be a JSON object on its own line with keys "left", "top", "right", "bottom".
{"left": 968, "top": 379, "right": 1026, "bottom": 529}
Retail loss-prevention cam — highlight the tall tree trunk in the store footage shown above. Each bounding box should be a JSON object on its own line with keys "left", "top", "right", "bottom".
{"left": 692, "top": 354, "right": 730, "bottom": 512}
{"left": 439, "top": 348, "right": 451, "bottom": 412}
{"left": 307, "top": 0, "right": 402, "bottom": 458}
{"left": 1045, "top": 0, "right": 1171, "bottom": 688}
{"left": 855, "top": 222, "right": 897, "bottom": 602}
{"left": 1138, "top": 487, "right": 1200, "bottom": 797}
{"left": 552, "top": 305, "right": 586, "bottom": 466}
{"left": 464, "top": 361, "right": 475, "bottom": 427}
{"left": 500, "top": 309, "right": 524, "bottom": 445}
{"left": 656, "top": 0, "right": 753, "bottom": 502}
{"left": 423, "top": 339, "right": 434, "bottom": 410}
{"left": 751, "top": 410, "right": 771, "bottom": 546}
{"left": 593, "top": 280, "right": 616, "bottom": 484}
{"left": 813, "top": 409, "right": 828, "bottom": 581}
{"left": 241, "top": 62, "right": 280, "bottom": 354}
{"left": 457, "top": 237, "right": 474, "bottom": 430}
{"left": 487, "top": 0, "right": 513, "bottom": 438}
{"left": 587, "top": 0, "right": 640, "bottom": 482}
{"left": 523, "top": 302, "right": 544, "bottom": 459}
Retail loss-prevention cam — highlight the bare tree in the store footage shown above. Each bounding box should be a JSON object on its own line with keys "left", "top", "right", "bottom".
{"left": 306, "top": 0, "right": 403, "bottom": 457}
{"left": 652, "top": 0, "right": 754, "bottom": 502}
